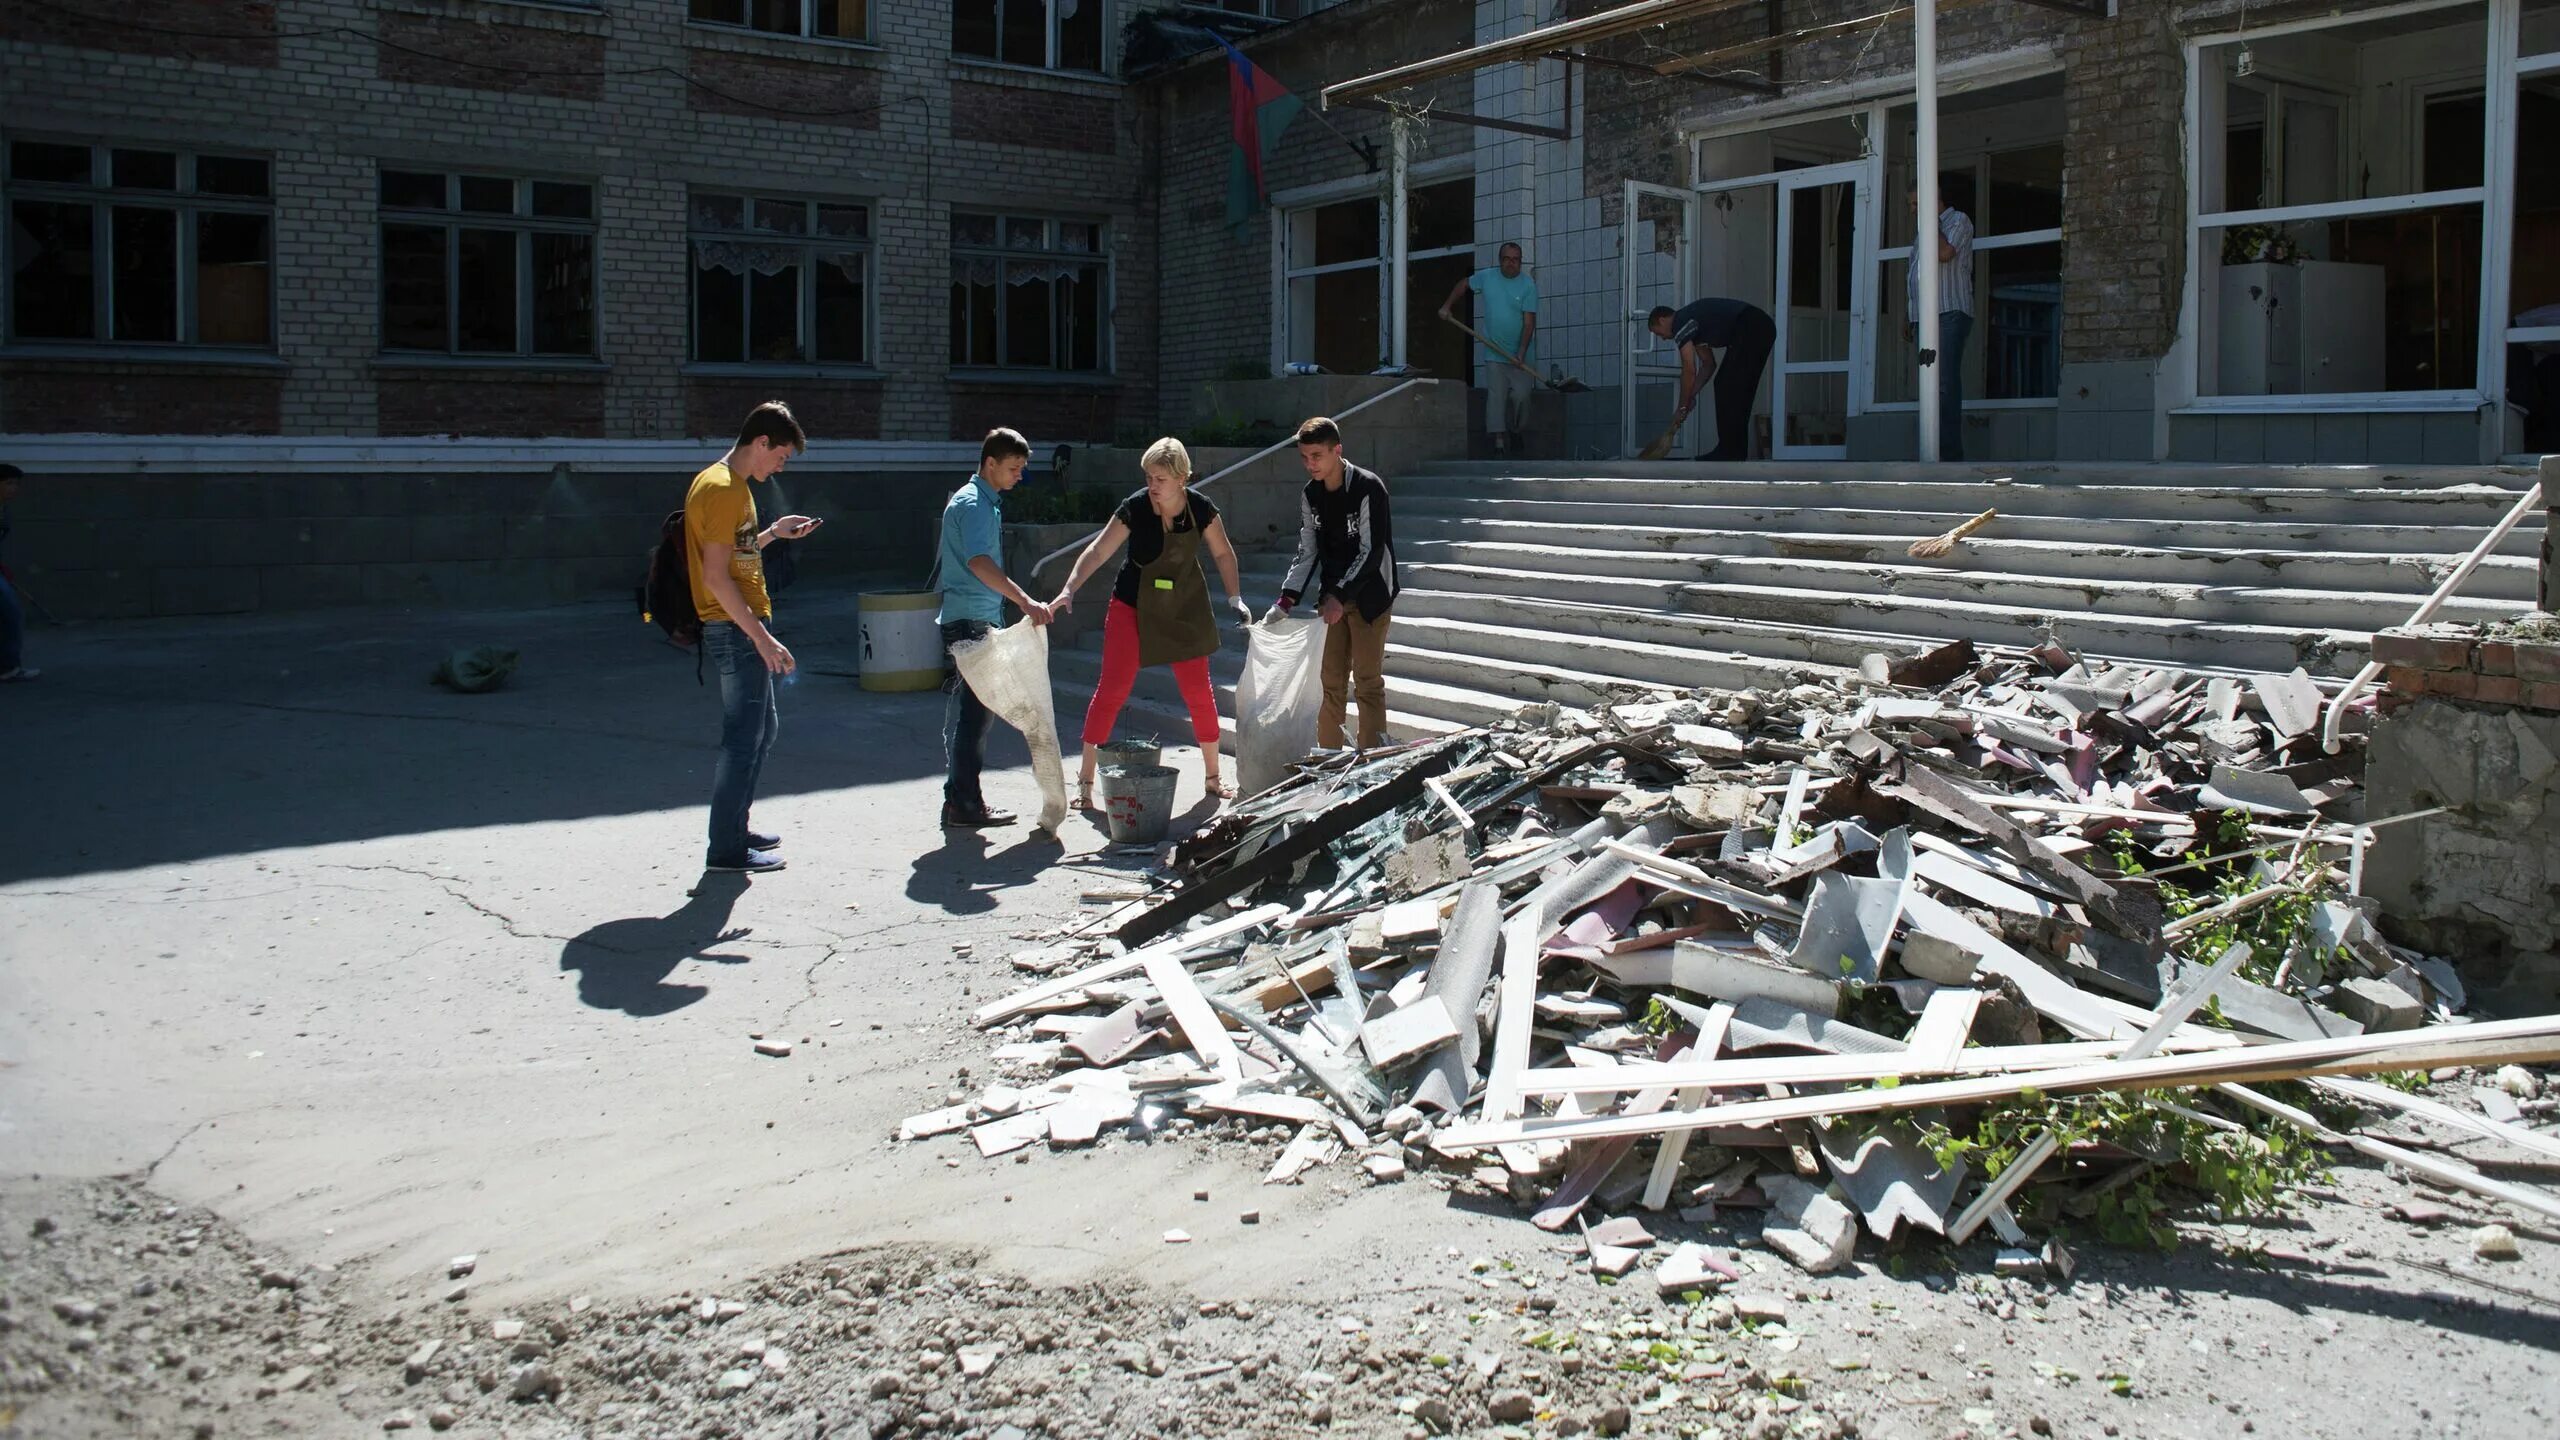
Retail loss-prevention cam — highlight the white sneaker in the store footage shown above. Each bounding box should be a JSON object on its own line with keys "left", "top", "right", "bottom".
{"left": 0, "top": 667, "right": 37, "bottom": 682}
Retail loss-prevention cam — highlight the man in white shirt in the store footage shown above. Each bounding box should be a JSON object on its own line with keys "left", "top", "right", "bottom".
{"left": 1906, "top": 186, "right": 1977, "bottom": 461}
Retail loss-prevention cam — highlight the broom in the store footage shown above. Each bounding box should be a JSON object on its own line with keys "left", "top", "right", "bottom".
{"left": 1441, "top": 315, "right": 1589, "bottom": 393}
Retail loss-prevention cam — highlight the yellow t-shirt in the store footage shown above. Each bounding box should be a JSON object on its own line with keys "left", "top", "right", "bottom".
{"left": 684, "top": 461, "right": 771, "bottom": 623}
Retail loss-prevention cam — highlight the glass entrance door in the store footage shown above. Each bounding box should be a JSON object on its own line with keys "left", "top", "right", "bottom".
{"left": 1772, "top": 164, "right": 1869, "bottom": 459}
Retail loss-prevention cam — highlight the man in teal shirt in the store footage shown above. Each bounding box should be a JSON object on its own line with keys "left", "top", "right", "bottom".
{"left": 1441, "top": 241, "right": 1539, "bottom": 457}
{"left": 936, "top": 427, "right": 1052, "bottom": 828}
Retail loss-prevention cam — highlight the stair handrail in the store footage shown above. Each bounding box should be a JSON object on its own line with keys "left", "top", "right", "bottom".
{"left": 2321, "top": 479, "right": 2545, "bottom": 754}
{"left": 1026, "top": 377, "right": 1439, "bottom": 585}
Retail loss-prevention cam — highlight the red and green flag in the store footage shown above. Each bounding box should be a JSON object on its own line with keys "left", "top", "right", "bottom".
{"left": 1217, "top": 37, "right": 1302, "bottom": 233}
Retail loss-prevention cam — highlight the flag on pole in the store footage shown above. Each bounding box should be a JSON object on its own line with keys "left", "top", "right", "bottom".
{"left": 1217, "top": 37, "right": 1302, "bottom": 233}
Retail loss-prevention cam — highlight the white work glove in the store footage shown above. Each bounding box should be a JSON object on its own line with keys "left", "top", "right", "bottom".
{"left": 1230, "top": 596, "right": 1255, "bottom": 627}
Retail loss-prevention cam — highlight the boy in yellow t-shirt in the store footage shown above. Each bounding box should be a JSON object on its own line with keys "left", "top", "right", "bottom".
{"left": 688, "top": 401, "right": 818, "bottom": 874}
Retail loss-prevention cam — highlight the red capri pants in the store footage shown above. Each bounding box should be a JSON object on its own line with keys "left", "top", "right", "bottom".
{"left": 1083, "top": 598, "right": 1220, "bottom": 746}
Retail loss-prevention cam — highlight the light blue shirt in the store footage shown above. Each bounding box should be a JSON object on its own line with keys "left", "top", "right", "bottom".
{"left": 936, "top": 473, "right": 1005, "bottom": 626}
{"left": 1469, "top": 267, "right": 1539, "bottom": 362}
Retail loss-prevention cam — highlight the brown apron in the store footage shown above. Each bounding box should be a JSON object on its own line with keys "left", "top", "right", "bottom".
{"left": 1135, "top": 500, "right": 1217, "bottom": 668}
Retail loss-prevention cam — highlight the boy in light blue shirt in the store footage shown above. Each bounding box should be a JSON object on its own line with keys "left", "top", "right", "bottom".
{"left": 936, "top": 426, "right": 1052, "bottom": 828}
{"left": 1441, "top": 241, "right": 1539, "bottom": 457}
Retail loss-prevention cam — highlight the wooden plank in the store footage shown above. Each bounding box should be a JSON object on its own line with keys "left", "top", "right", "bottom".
{"left": 976, "top": 903, "right": 1287, "bottom": 1027}
{"left": 1481, "top": 913, "right": 1546, "bottom": 1125}
{"left": 2315, "top": 1077, "right": 2560, "bottom": 1163}
{"left": 1144, "top": 946, "right": 1244, "bottom": 1082}
{"left": 1641, "top": 1003, "right": 1735, "bottom": 1211}
{"left": 1361, "top": 999, "right": 1462, "bottom": 1068}
{"left": 1433, "top": 1014, "right": 2560, "bottom": 1152}
{"left": 1904, "top": 987, "right": 1984, "bottom": 1072}
{"left": 2220, "top": 1084, "right": 2560, "bottom": 1225}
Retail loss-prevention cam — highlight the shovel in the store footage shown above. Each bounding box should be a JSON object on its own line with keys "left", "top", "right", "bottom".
{"left": 1442, "top": 314, "right": 1589, "bottom": 393}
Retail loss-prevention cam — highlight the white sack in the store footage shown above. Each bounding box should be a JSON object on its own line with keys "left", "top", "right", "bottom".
{"left": 949, "top": 619, "right": 1069, "bottom": 833}
{"left": 1235, "top": 614, "right": 1327, "bottom": 798}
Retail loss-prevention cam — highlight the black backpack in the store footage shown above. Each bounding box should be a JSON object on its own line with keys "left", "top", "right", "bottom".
{"left": 639, "top": 510, "right": 701, "bottom": 651}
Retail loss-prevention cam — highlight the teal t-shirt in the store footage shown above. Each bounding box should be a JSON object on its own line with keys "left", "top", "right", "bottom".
{"left": 936, "top": 474, "right": 1005, "bottom": 625}
{"left": 1469, "top": 267, "right": 1539, "bottom": 361}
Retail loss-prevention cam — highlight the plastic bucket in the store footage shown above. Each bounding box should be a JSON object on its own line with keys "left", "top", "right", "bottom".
{"left": 1096, "top": 763, "right": 1180, "bottom": 845}
{"left": 1095, "top": 737, "right": 1163, "bottom": 772}
{"left": 858, "top": 590, "right": 944, "bottom": 692}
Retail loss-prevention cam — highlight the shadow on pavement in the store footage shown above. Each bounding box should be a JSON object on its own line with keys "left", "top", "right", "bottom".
{"left": 558, "top": 872, "right": 755, "bottom": 1016}
{"left": 906, "top": 825, "right": 1067, "bottom": 916}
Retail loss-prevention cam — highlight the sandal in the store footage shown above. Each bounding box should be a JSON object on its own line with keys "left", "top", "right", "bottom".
{"left": 1075, "top": 779, "right": 1098, "bottom": 811}
{"left": 1204, "top": 772, "right": 1235, "bottom": 801}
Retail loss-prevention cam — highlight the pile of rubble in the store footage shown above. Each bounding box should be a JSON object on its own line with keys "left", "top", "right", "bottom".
{"left": 909, "top": 639, "right": 2560, "bottom": 1284}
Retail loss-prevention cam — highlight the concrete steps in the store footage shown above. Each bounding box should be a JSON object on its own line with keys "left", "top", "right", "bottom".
{"left": 1046, "top": 461, "right": 2546, "bottom": 741}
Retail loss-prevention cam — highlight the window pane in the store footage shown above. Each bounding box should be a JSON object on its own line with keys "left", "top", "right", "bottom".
{"left": 1002, "top": 268, "right": 1054, "bottom": 365}
{"left": 1057, "top": 221, "right": 1100, "bottom": 254}
{"left": 1062, "top": 266, "right": 1101, "bottom": 371}
{"left": 110, "top": 206, "right": 178, "bottom": 342}
{"left": 950, "top": 277, "right": 997, "bottom": 364}
{"left": 1311, "top": 199, "right": 1379, "bottom": 266}
{"left": 1410, "top": 252, "right": 1473, "bottom": 381}
{"left": 689, "top": 1, "right": 744, "bottom": 22}
{"left": 196, "top": 211, "right": 271, "bottom": 346}
{"left": 11, "top": 142, "right": 90, "bottom": 185}
{"left": 813, "top": 0, "right": 866, "bottom": 40}
{"left": 1004, "top": 217, "right": 1046, "bottom": 251}
{"left": 455, "top": 228, "right": 519, "bottom": 353}
{"left": 2203, "top": 204, "right": 2482, "bottom": 395}
{"left": 2205, "top": 15, "right": 2481, "bottom": 211}
{"left": 1984, "top": 242, "right": 2060, "bottom": 400}
{"left": 459, "top": 177, "right": 516, "bottom": 216}
{"left": 2223, "top": 86, "right": 2267, "bottom": 211}
{"left": 1058, "top": 0, "right": 1103, "bottom": 72}
{"left": 531, "top": 231, "right": 593, "bottom": 355}
{"left": 1407, "top": 181, "right": 1472, "bottom": 252}
{"left": 196, "top": 155, "right": 270, "bottom": 198}
{"left": 1296, "top": 269, "right": 1378, "bottom": 375}
{"left": 531, "top": 181, "right": 592, "bottom": 220}
{"left": 815, "top": 253, "right": 865, "bottom": 363}
{"left": 749, "top": 265, "right": 801, "bottom": 362}
{"left": 953, "top": 0, "right": 997, "bottom": 58}
{"left": 381, "top": 224, "right": 449, "bottom": 350}
{"left": 753, "top": 199, "right": 808, "bottom": 235}
{"left": 816, "top": 204, "right": 868, "bottom": 241}
{"left": 1985, "top": 145, "right": 2060, "bottom": 235}
{"left": 382, "top": 170, "right": 447, "bottom": 210}
{"left": 112, "top": 150, "right": 179, "bottom": 191}
{"left": 2509, "top": 73, "right": 2560, "bottom": 320}
{"left": 2422, "top": 92, "right": 2485, "bottom": 192}
{"left": 1874, "top": 257, "right": 1916, "bottom": 404}
{"left": 695, "top": 194, "right": 747, "bottom": 232}
{"left": 694, "top": 259, "right": 746, "bottom": 363}
{"left": 11, "top": 200, "right": 95, "bottom": 340}
{"left": 999, "top": 0, "right": 1045, "bottom": 66}
{"left": 745, "top": 0, "right": 797, "bottom": 33}
{"left": 952, "top": 212, "right": 998, "bottom": 247}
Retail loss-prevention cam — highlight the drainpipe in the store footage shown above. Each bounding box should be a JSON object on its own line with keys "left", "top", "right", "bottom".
{"left": 1389, "top": 118, "right": 1411, "bottom": 370}
{"left": 1914, "top": 0, "right": 1942, "bottom": 463}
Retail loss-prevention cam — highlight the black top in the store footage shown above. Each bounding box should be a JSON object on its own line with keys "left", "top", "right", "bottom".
{"left": 1278, "top": 462, "right": 1399, "bottom": 623}
{"left": 1111, "top": 487, "right": 1219, "bottom": 606}
{"left": 1669, "top": 297, "right": 1773, "bottom": 351}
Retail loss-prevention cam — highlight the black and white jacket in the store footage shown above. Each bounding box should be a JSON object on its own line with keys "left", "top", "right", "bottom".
{"left": 1278, "top": 461, "right": 1398, "bottom": 622}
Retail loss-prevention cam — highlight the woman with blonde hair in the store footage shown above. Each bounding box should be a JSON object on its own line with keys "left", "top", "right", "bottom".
{"left": 1050, "top": 437, "right": 1253, "bottom": 806}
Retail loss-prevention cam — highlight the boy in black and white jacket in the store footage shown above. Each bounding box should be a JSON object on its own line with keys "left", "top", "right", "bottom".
{"left": 1274, "top": 416, "right": 1399, "bottom": 750}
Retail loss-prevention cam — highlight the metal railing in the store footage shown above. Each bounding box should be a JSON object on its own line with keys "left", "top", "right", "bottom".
{"left": 2321, "top": 479, "right": 2547, "bottom": 753}
{"left": 1027, "top": 377, "right": 1440, "bottom": 584}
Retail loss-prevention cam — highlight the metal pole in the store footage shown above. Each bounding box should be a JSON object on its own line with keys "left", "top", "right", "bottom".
{"left": 1914, "top": 0, "right": 1942, "bottom": 463}
{"left": 1389, "top": 117, "right": 1411, "bottom": 370}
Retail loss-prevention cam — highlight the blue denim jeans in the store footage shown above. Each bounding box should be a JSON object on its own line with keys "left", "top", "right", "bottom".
{"left": 941, "top": 619, "right": 993, "bottom": 810}
{"left": 1936, "top": 310, "right": 1973, "bottom": 462}
{"left": 704, "top": 622, "right": 779, "bottom": 864}
{"left": 0, "top": 573, "right": 22, "bottom": 673}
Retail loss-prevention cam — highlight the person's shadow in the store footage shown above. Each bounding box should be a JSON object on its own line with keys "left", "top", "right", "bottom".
{"left": 905, "top": 826, "right": 1063, "bottom": 915}
{"left": 559, "top": 873, "right": 754, "bottom": 1016}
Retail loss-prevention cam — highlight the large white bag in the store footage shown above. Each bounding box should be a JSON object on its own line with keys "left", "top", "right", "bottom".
{"left": 1234, "top": 614, "right": 1327, "bottom": 798}
{"left": 948, "top": 619, "right": 1069, "bottom": 834}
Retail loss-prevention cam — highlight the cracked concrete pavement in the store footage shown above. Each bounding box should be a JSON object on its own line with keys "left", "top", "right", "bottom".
{"left": 0, "top": 593, "right": 1393, "bottom": 1313}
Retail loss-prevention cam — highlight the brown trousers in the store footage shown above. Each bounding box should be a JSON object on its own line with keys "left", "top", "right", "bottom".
{"left": 1319, "top": 606, "right": 1391, "bottom": 749}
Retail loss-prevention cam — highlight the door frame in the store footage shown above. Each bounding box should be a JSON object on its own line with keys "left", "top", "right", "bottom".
{"left": 1621, "top": 178, "right": 1701, "bottom": 456}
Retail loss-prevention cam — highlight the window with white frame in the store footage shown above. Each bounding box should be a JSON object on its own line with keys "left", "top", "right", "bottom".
{"left": 380, "top": 170, "right": 596, "bottom": 357}
{"left": 2194, "top": 4, "right": 2493, "bottom": 398}
{"left": 6, "top": 141, "right": 273, "bottom": 348}
{"left": 690, "top": 193, "right": 872, "bottom": 366}
{"left": 1874, "top": 125, "right": 2065, "bottom": 406}
{"left": 953, "top": 0, "right": 1104, "bottom": 74}
{"left": 949, "top": 213, "right": 1108, "bottom": 372}
{"left": 1280, "top": 179, "right": 1475, "bottom": 379}
{"left": 689, "top": 1, "right": 869, "bottom": 42}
